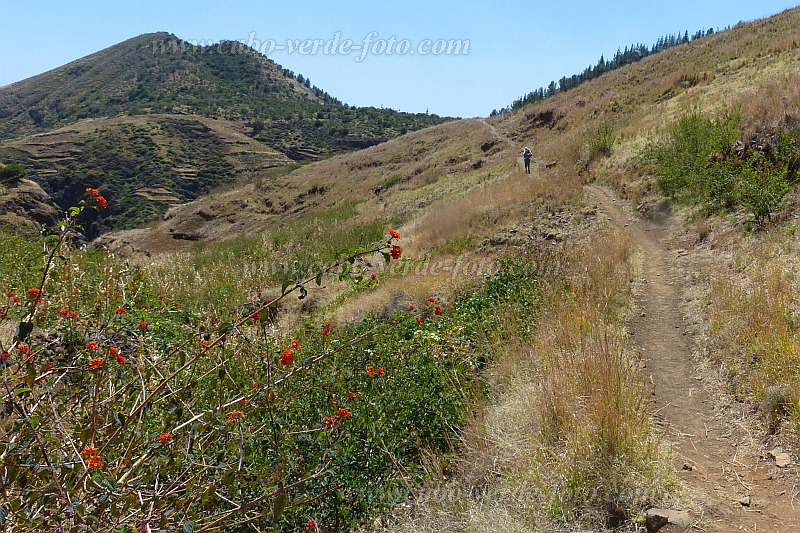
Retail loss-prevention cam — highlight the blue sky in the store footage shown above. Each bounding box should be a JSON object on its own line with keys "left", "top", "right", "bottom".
{"left": 1, "top": 1, "right": 798, "bottom": 117}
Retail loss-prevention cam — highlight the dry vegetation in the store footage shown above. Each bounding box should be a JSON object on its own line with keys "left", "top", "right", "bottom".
{"left": 9, "top": 6, "right": 798, "bottom": 530}
{"left": 390, "top": 229, "right": 674, "bottom": 531}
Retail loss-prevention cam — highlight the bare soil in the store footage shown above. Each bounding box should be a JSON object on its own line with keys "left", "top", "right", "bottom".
{"left": 587, "top": 186, "right": 800, "bottom": 532}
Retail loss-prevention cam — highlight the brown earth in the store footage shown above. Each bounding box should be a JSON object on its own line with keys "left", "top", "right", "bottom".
{"left": 587, "top": 186, "right": 800, "bottom": 532}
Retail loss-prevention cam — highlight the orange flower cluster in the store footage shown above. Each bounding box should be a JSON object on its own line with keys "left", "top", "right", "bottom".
{"left": 80, "top": 447, "right": 98, "bottom": 457}
{"left": 227, "top": 410, "right": 245, "bottom": 422}
{"left": 88, "top": 357, "right": 103, "bottom": 370}
{"left": 86, "top": 455, "right": 104, "bottom": 469}
{"left": 280, "top": 348, "right": 294, "bottom": 366}
{"left": 86, "top": 341, "right": 99, "bottom": 352}
{"left": 156, "top": 433, "right": 173, "bottom": 443}
{"left": 85, "top": 187, "right": 107, "bottom": 209}
{"left": 365, "top": 365, "right": 385, "bottom": 376}
{"left": 390, "top": 245, "right": 403, "bottom": 260}
{"left": 388, "top": 229, "right": 401, "bottom": 240}
{"left": 323, "top": 415, "right": 338, "bottom": 429}
{"left": 324, "top": 407, "right": 352, "bottom": 430}
{"left": 322, "top": 323, "right": 331, "bottom": 337}
{"left": 291, "top": 339, "right": 301, "bottom": 350}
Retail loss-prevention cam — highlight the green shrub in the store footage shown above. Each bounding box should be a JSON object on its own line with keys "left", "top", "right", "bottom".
{"left": 734, "top": 150, "right": 789, "bottom": 223}
{"left": 589, "top": 123, "right": 617, "bottom": 161}
{"left": 0, "top": 163, "right": 28, "bottom": 184}
{"left": 644, "top": 110, "right": 796, "bottom": 223}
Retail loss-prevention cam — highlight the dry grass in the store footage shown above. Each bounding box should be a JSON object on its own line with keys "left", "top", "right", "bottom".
{"left": 390, "top": 229, "right": 674, "bottom": 532}
{"left": 707, "top": 232, "right": 800, "bottom": 433}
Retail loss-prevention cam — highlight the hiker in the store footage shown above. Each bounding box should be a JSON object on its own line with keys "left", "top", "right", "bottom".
{"left": 522, "top": 146, "right": 532, "bottom": 174}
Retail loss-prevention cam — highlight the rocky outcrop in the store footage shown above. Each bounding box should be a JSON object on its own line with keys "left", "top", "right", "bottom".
{"left": 0, "top": 178, "right": 60, "bottom": 230}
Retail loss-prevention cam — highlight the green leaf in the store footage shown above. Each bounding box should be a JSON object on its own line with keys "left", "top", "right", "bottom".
{"left": 315, "top": 271, "right": 323, "bottom": 286}
{"left": 272, "top": 490, "right": 288, "bottom": 523}
{"left": 183, "top": 521, "right": 196, "bottom": 533}
{"left": 382, "top": 252, "right": 391, "bottom": 264}
{"left": 69, "top": 206, "right": 81, "bottom": 217}
{"left": 281, "top": 278, "right": 292, "bottom": 295}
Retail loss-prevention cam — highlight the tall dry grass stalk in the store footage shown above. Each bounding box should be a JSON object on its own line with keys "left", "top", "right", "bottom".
{"left": 708, "top": 240, "right": 800, "bottom": 432}
{"left": 390, "top": 229, "right": 674, "bottom": 532}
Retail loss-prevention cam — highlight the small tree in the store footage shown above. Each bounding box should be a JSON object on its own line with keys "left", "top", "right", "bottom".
{"left": 0, "top": 163, "right": 28, "bottom": 184}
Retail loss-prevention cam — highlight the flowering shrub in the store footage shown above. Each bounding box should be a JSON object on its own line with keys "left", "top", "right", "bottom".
{"left": 0, "top": 195, "right": 486, "bottom": 531}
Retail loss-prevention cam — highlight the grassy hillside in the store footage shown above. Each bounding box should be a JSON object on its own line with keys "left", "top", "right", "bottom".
{"left": 0, "top": 32, "right": 450, "bottom": 235}
{"left": 3, "top": 7, "right": 800, "bottom": 532}
{"left": 0, "top": 33, "right": 449, "bottom": 155}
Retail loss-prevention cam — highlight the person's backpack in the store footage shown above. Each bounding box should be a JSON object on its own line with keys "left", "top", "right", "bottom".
{"left": 523, "top": 147, "right": 532, "bottom": 158}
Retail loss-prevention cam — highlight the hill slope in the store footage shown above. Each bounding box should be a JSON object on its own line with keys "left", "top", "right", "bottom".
{"left": 0, "top": 33, "right": 451, "bottom": 234}
{"left": 0, "top": 33, "right": 448, "bottom": 155}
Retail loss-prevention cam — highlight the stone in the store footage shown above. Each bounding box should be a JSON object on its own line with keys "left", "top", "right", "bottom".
{"left": 739, "top": 495, "right": 751, "bottom": 507}
{"left": 646, "top": 508, "right": 691, "bottom": 532}
{"left": 775, "top": 452, "right": 792, "bottom": 468}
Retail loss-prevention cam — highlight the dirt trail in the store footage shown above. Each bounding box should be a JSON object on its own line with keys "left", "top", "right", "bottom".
{"left": 477, "top": 118, "right": 530, "bottom": 172}
{"left": 587, "top": 186, "right": 800, "bottom": 532}
{"left": 477, "top": 118, "right": 516, "bottom": 147}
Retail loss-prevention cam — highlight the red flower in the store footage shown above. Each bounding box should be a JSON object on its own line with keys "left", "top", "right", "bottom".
{"left": 427, "top": 297, "right": 436, "bottom": 303}
{"left": 250, "top": 312, "right": 260, "bottom": 321}
{"left": 69, "top": 311, "right": 79, "bottom": 319}
{"left": 409, "top": 304, "right": 416, "bottom": 311}
{"left": 252, "top": 381, "right": 261, "bottom": 389}
{"left": 337, "top": 408, "right": 351, "bottom": 419}
{"left": 88, "top": 357, "right": 104, "bottom": 370}
{"left": 200, "top": 340, "right": 211, "bottom": 349}
{"left": 377, "top": 367, "right": 385, "bottom": 376}
{"left": 85, "top": 187, "right": 100, "bottom": 197}
{"left": 280, "top": 349, "right": 294, "bottom": 366}
{"left": 347, "top": 391, "right": 356, "bottom": 399}
{"left": 43, "top": 363, "right": 54, "bottom": 371}
{"left": 58, "top": 308, "right": 69, "bottom": 316}
{"left": 307, "top": 519, "right": 318, "bottom": 531}
{"left": 86, "top": 341, "right": 99, "bottom": 351}
{"left": 17, "top": 344, "right": 30, "bottom": 354}
{"left": 108, "top": 346, "right": 119, "bottom": 355}
{"left": 0, "top": 352, "right": 10, "bottom": 361}
{"left": 390, "top": 245, "right": 402, "bottom": 260}
{"left": 115, "top": 355, "right": 125, "bottom": 365}
{"left": 86, "top": 455, "right": 104, "bottom": 469}
{"left": 366, "top": 365, "right": 375, "bottom": 376}
{"left": 26, "top": 288, "right": 40, "bottom": 297}
{"left": 172, "top": 301, "right": 180, "bottom": 308}
{"left": 323, "top": 415, "right": 338, "bottom": 429}
{"left": 322, "top": 322, "right": 331, "bottom": 337}
{"left": 388, "top": 229, "right": 401, "bottom": 240}
{"left": 417, "top": 316, "right": 423, "bottom": 325}
{"left": 138, "top": 321, "right": 147, "bottom": 331}
{"left": 434, "top": 305, "right": 442, "bottom": 315}
{"left": 371, "top": 271, "right": 377, "bottom": 280}
{"left": 80, "top": 446, "right": 98, "bottom": 456}
{"left": 227, "top": 410, "right": 245, "bottom": 422}
{"left": 157, "top": 294, "right": 165, "bottom": 301}
{"left": 95, "top": 196, "right": 107, "bottom": 209}
{"left": 115, "top": 307, "right": 126, "bottom": 315}
{"left": 291, "top": 339, "right": 301, "bottom": 350}
{"left": 156, "top": 433, "right": 173, "bottom": 443}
